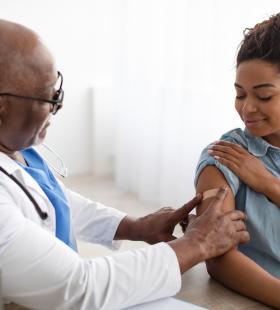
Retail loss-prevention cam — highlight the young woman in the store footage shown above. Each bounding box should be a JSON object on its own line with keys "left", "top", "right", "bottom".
{"left": 195, "top": 13, "right": 280, "bottom": 308}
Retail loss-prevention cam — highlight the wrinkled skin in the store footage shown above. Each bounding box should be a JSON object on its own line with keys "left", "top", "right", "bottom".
{"left": 183, "top": 189, "right": 248, "bottom": 261}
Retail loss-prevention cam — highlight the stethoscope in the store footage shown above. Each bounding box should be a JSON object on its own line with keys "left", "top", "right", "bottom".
{"left": 0, "top": 144, "right": 68, "bottom": 220}
{"left": 0, "top": 166, "right": 48, "bottom": 220}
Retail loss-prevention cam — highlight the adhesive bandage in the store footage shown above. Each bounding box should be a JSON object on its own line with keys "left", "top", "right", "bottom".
{"left": 202, "top": 188, "right": 220, "bottom": 201}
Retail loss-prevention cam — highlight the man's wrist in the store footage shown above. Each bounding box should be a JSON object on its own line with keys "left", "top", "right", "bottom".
{"left": 114, "top": 215, "right": 142, "bottom": 241}
{"left": 168, "top": 237, "right": 205, "bottom": 274}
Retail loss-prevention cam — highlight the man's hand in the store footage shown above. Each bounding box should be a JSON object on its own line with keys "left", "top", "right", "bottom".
{"left": 115, "top": 187, "right": 249, "bottom": 274}
{"left": 168, "top": 188, "right": 250, "bottom": 273}
{"left": 114, "top": 195, "right": 202, "bottom": 243}
{"left": 184, "top": 187, "right": 249, "bottom": 259}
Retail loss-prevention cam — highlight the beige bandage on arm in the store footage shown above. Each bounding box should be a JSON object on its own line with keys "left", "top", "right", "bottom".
{"left": 202, "top": 188, "right": 220, "bottom": 201}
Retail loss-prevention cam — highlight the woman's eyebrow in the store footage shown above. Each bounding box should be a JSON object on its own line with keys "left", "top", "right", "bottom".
{"left": 253, "top": 83, "right": 276, "bottom": 89}
{"left": 234, "top": 82, "right": 276, "bottom": 89}
{"left": 234, "top": 83, "right": 243, "bottom": 89}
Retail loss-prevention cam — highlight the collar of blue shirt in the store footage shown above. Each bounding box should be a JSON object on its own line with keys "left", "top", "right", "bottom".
{"left": 244, "top": 128, "right": 280, "bottom": 157}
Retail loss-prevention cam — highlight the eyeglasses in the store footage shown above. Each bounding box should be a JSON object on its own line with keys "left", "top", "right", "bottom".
{"left": 0, "top": 71, "right": 64, "bottom": 115}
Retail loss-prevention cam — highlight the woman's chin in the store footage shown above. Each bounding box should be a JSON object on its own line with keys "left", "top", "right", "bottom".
{"left": 245, "top": 126, "right": 266, "bottom": 137}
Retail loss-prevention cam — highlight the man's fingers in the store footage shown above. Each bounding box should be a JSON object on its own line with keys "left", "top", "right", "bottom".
{"left": 171, "top": 194, "right": 202, "bottom": 223}
{"left": 234, "top": 220, "right": 246, "bottom": 232}
{"left": 161, "top": 207, "right": 175, "bottom": 212}
{"left": 179, "top": 214, "right": 197, "bottom": 232}
{"left": 179, "top": 222, "right": 187, "bottom": 233}
{"left": 228, "top": 210, "right": 247, "bottom": 221}
{"left": 188, "top": 214, "right": 197, "bottom": 223}
{"left": 237, "top": 231, "right": 250, "bottom": 244}
{"left": 166, "top": 235, "right": 177, "bottom": 242}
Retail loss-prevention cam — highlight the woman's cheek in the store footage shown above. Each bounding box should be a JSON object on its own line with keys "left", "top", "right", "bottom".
{"left": 235, "top": 101, "right": 242, "bottom": 116}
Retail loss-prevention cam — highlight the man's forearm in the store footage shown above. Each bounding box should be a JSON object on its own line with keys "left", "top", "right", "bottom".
{"left": 3, "top": 220, "right": 182, "bottom": 309}
{"left": 207, "top": 250, "right": 280, "bottom": 309}
{"left": 114, "top": 216, "right": 205, "bottom": 274}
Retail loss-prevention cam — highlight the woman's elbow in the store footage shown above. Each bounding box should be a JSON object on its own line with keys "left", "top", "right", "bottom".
{"left": 206, "top": 258, "right": 219, "bottom": 278}
{"left": 205, "top": 249, "right": 238, "bottom": 280}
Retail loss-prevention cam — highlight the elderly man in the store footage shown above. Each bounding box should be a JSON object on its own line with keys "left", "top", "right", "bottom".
{"left": 0, "top": 19, "right": 249, "bottom": 309}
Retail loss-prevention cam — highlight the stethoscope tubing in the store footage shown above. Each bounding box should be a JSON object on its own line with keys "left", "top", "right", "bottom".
{"left": 0, "top": 166, "right": 48, "bottom": 220}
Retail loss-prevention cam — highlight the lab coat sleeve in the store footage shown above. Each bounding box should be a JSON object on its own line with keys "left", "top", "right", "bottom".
{"left": 64, "top": 188, "right": 126, "bottom": 249}
{"left": 2, "top": 211, "right": 181, "bottom": 309}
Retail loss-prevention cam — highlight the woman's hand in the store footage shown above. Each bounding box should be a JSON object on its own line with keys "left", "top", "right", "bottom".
{"left": 207, "top": 140, "right": 273, "bottom": 193}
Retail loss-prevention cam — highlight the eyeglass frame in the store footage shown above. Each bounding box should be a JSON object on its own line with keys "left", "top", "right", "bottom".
{"left": 0, "top": 71, "right": 64, "bottom": 115}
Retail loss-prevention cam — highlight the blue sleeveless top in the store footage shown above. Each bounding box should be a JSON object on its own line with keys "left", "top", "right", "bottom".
{"left": 19, "top": 148, "right": 76, "bottom": 251}
{"left": 195, "top": 128, "right": 280, "bottom": 278}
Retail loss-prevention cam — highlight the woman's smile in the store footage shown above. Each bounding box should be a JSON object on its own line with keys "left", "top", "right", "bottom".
{"left": 244, "top": 118, "right": 267, "bottom": 128}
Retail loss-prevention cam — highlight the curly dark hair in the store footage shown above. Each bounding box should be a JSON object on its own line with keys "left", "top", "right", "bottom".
{"left": 237, "top": 13, "right": 280, "bottom": 69}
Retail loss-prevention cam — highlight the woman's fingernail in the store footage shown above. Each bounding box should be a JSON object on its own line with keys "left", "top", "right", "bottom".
{"left": 207, "top": 149, "right": 214, "bottom": 154}
{"left": 214, "top": 155, "right": 220, "bottom": 160}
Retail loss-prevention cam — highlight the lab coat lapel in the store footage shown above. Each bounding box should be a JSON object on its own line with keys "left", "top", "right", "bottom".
{"left": 0, "top": 152, "right": 52, "bottom": 214}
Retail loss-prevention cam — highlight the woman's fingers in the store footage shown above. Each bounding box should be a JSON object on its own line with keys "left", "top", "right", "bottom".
{"left": 208, "top": 149, "right": 240, "bottom": 165}
{"left": 213, "top": 140, "right": 247, "bottom": 154}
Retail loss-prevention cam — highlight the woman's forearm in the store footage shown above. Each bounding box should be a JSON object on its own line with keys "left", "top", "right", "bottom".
{"left": 207, "top": 249, "right": 280, "bottom": 309}
{"left": 262, "top": 175, "right": 280, "bottom": 208}
{"left": 196, "top": 166, "right": 280, "bottom": 308}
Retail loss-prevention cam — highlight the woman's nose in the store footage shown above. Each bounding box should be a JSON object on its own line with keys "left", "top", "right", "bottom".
{"left": 241, "top": 97, "right": 258, "bottom": 113}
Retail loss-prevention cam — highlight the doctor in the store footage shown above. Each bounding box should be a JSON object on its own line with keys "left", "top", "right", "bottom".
{"left": 0, "top": 19, "right": 249, "bottom": 310}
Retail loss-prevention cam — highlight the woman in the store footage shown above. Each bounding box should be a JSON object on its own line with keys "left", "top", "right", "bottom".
{"left": 195, "top": 13, "right": 280, "bottom": 308}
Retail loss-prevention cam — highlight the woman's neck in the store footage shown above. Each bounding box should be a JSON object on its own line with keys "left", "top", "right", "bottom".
{"left": 263, "top": 133, "right": 280, "bottom": 148}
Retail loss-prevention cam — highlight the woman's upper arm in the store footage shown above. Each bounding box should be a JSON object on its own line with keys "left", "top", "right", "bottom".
{"left": 195, "top": 165, "right": 238, "bottom": 276}
{"left": 196, "top": 165, "right": 235, "bottom": 215}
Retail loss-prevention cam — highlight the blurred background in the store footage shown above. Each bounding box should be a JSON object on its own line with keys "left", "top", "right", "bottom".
{"left": 1, "top": 0, "right": 280, "bottom": 208}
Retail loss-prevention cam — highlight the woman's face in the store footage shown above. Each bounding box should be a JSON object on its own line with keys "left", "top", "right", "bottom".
{"left": 235, "top": 59, "right": 280, "bottom": 146}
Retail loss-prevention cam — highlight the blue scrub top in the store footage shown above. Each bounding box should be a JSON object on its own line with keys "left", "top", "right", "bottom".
{"left": 19, "top": 147, "right": 76, "bottom": 251}
{"left": 195, "top": 128, "right": 280, "bottom": 278}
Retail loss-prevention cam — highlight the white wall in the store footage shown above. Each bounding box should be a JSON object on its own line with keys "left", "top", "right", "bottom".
{"left": 1, "top": 1, "right": 280, "bottom": 200}
{"left": 1, "top": 0, "right": 118, "bottom": 176}
{"left": 110, "top": 1, "right": 280, "bottom": 205}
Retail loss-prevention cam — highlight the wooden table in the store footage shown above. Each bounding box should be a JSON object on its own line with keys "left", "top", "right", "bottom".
{"left": 176, "top": 263, "right": 274, "bottom": 310}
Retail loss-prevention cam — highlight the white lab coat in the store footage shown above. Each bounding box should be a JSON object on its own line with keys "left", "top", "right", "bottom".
{"left": 0, "top": 151, "right": 181, "bottom": 310}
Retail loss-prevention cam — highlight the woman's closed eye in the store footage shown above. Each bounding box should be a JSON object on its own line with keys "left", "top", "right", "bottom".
{"left": 235, "top": 94, "right": 273, "bottom": 101}
{"left": 257, "top": 96, "right": 272, "bottom": 101}
{"left": 235, "top": 93, "right": 246, "bottom": 100}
